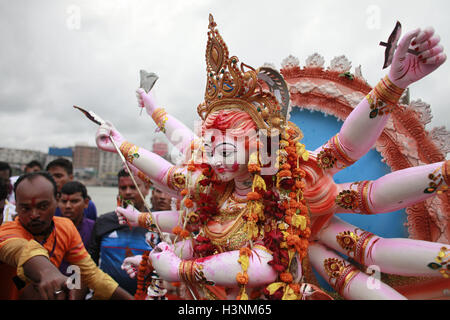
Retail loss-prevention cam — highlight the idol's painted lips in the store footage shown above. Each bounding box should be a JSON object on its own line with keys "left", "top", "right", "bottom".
{"left": 215, "top": 164, "right": 240, "bottom": 174}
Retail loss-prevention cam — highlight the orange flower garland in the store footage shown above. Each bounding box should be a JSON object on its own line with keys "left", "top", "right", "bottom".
{"left": 172, "top": 225, "right": 191, "bottom": 240}
{"left": 280, "top": 272, "right": 293, "bottom": 283}
{"left": 176, "top": 123, "right": 311, "bottom": 300}
{"left": 262, "top": 126, "right": 311, "bottom": 300}
{"left": 135, "top": 251, "right": 151, "bottom": 300}
{"left": 247, "top": 192, "right": 262, "bottom": 201}
{"left": 184, "top": 198, "right": 194, "bottom": 208}
{"left": 231, "top": 124, "right": 312, "bottom": 300}
{"left": 236, "top": 273, "right": 249, "bottom": 285}
{"left": 242, "top": 152, "right": 266, "bottom": 242}
{"left": 236, "top": 247, "right": 252, "bottom": 300}
{"left": 187, "top": 161, "right": 196, "bottom": 172}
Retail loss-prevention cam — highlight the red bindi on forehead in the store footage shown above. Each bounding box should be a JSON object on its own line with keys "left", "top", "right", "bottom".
{"left": 22, "top": 196, "right": 48, "bottom": 209}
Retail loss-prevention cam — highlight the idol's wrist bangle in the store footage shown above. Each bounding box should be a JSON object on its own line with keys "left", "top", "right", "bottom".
{"left": 366, "top": 75, "right": 405, "bottom": 119}
{"left": 138, "top": 212, "right": 153, "bottom": 229}
{"left": 152, "top": 108, "right": 168, "bottom": 133}
{"left": 119, "top": 141, "right": 140, "bottom": 163}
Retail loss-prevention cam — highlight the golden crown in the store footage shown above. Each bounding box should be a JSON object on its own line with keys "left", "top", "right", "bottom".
{"left": 197, "top": 14, "right": 290, "bottom": 135}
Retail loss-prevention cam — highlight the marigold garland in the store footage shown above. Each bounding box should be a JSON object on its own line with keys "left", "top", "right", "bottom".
{"left": 262, "top": 126, "right": 311, "bottom": 300}
{"left": 183, "top": 198, "right": 193, "bottom": 208}
{"left": 172, "top": 225, "right": 191, "bottom": 240}
{"left": 280, "top": 272, "right": 293, "bottom": 283}
{"left": 176, "top": 124, "right": 311, "bottom": 300}
{"left": 135, "top": 251, "right": 151, "bottom": 300}
{"left": 236, "top": 247, "right": 252, "bottom": 300}
{"left": 180, "top": 160, "right": 225, "bottom": 256}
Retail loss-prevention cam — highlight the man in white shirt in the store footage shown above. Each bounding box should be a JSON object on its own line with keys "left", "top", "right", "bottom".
{"left": 0, "top": 162, "right": 17, "bottom": 224}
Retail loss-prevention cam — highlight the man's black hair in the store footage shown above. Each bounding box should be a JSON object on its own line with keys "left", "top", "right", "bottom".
{"left": 117, "top": 168, "right": 130, "bottom": 180}
{"left": 0, "top": 161, "right": 12, "bottom": 178}
{"left": 45, "top": 158, "right": 73, "bottom": 175}
{"left": 0, "top": 177, "right": 9, "bottom": 201}
{"left": 14, "top": 172, "right": 58, "bottom": 200}
{"left": 60, "top": 181, "right": 88, "bottom": 199}
{"left": 25, "top": 160, "right": 43, "bottom": 170}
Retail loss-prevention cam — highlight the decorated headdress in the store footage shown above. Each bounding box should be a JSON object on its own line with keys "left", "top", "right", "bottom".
{"left": 197, "top": 14, "right": 291, "bottom": 136}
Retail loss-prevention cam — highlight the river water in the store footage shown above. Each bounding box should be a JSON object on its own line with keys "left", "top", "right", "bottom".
{"left": 85, "top": 186, "right": 119, "bottom": 216}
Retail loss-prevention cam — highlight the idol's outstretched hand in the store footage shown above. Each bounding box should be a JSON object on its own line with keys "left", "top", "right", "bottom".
{"left": 95, "top": 120, "right": 125, "bottom": 153}
{"left": 389, "top": 27, "right": 446, "bottom": 89}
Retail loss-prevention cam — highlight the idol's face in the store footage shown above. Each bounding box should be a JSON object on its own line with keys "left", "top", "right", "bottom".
{"left": 203, "top": 130, "right": 249, "bottom": 182}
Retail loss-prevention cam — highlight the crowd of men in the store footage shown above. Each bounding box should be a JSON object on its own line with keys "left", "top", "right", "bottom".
{"left": 0, "top": 159, "right": 173, "bottom": 300}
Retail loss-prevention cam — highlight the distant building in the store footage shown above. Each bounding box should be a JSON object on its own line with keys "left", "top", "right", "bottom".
{"left": 46, "top": 147, "right": 73, "bottom": 166}
{"left": 153, "top": 140, "right": 168, "bottom": 157}
{"left": 73, "top": 144, "right": 99, "bottom": 172}
{"left": 48, "top": 147, "right": 73, "bottom": 157}
{"left": 1, "top": 140, "right": 173, "bottom": 185}
{"left": 152, "top": 137, "right": 172, "bottom": 162}
{"left": 0, "top": 147, "right": 47, "bottom": 173}
{"left": 98, "top": 150, "right": 123, "bottom": 184}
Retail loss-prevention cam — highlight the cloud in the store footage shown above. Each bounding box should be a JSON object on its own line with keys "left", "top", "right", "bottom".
{"left": 1, "top": 0, "right": 449, "bottom": 154}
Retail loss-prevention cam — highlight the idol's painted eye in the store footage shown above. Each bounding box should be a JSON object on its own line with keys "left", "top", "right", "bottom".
{"left": 214, "top": 142, "right": 237, "bottom": 158}
{"left": 204, "top": 149, "right": 213, "bottom": 158}
{"left": 203, "top": 142, "right": 213, "bottom": 157}
{"left": 222, "top": 150, "right": 236, "bottom": 157}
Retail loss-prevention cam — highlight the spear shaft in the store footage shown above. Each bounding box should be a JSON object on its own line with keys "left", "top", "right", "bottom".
{"left": 73, "top": 105, "right": 164, "bottom": 238}
{"left": 108, "top": 136, "right": 164, "bottom": 237}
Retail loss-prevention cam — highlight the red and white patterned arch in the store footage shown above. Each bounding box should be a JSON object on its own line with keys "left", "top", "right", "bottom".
{"left": 277, "top": 54, "right": 449, "bottom": 244}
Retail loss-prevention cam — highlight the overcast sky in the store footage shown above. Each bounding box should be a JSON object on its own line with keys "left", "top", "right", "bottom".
{"left": 1, "top": 0, "right": 449, "bottom": 155}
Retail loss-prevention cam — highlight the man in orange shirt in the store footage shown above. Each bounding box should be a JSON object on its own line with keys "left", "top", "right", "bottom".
{"left": 0, "top": 171, "right": 133, "bottom": 300}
